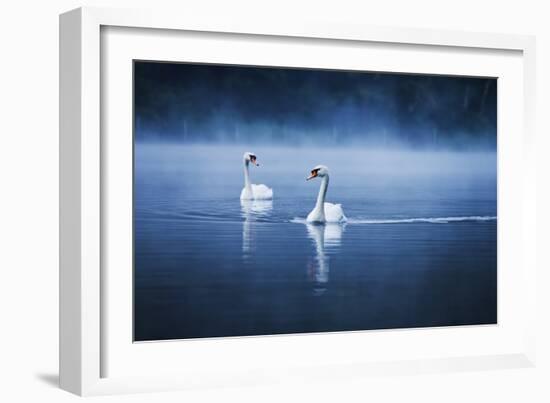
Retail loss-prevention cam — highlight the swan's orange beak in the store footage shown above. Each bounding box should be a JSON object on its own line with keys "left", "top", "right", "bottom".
{"left": 306, "top": 170, "right": 318, "bottom": 181}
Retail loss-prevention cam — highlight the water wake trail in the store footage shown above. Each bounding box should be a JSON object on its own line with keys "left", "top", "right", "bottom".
{"left": 291, "top": 216, "right": 497, "bottom": 224}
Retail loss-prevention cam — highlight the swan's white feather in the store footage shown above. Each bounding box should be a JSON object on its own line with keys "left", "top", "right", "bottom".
{"left": 307, "top": 202, "right": 347, "bottom": 223}
{"left": 324, "top": 202, "right": 347, "bottom": 223}
{"left": 240, "top": 184, "right": 273, "bottom": 200}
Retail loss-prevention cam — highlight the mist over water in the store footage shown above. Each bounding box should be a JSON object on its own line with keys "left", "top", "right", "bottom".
{"left": 135, "top": 143, "right": 496, "bottom": 222}
{"left": 134, "top": 142, "right": 497, "bottom": 341}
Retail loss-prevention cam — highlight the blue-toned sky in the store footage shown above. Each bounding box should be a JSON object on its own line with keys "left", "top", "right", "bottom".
{"left": 134, "top": 61, "right": 496, "bottom": 149}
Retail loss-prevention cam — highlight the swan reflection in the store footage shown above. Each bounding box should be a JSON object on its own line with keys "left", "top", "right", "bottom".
{"left": 241, "top": 200, "right": 273, "bottom": 258}
{"left": 306, "top": 223, "right": 345, "bottom": 295}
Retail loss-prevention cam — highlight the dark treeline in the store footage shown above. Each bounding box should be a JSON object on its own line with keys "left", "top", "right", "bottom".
{"left": 134, "top": 61, "right": 497, "bottom": 149}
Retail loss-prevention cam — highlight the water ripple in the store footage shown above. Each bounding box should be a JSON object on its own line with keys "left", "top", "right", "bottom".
{"left": 291, "top": 216, "right": 497, "bottom": 225}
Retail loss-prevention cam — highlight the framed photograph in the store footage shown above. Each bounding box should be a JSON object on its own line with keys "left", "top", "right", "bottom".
{"left": 60, "top": 7, "right": 537, "bottom": 396}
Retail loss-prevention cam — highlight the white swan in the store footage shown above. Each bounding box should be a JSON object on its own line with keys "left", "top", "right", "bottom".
{"left": 240, "top": 152, "right": 273, "bottom": 200}
{"left": 306, "top": 165, "right": 346, "bottom": 223}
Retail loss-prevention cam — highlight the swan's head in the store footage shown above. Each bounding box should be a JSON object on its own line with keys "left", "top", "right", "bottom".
{"left": 243, "top": 152, "right": 259, "bottom": 166}
{"left": 307, "top": 165, "right": 329, "bottom": 181}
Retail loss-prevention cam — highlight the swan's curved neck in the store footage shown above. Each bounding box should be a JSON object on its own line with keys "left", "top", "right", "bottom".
{"left": 315, "top": 175, "right": 329, "bottom": 211}
{"left": 243, "top": 159, "right": 252, "bottom": 191}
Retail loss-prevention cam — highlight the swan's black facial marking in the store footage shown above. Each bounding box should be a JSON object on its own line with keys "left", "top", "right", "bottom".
{"left": 250, "top": 155, "right": 257, "bottom": 163}
{"left": 307, "top": 168, "right": 320, "bottom": 181}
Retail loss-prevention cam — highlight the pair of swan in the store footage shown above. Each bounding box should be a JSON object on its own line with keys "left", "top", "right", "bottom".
{"left": 240, "top": 152, "right": 347, "bottom": 224}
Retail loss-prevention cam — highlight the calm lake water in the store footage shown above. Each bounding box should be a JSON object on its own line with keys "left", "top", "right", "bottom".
{"left": 134, "top": 143, "right": 497, "bottom": 341}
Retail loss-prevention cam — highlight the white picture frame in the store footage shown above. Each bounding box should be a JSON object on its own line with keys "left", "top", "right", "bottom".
{"left": 60, "top": 6, "right": 537, "bottom": 396}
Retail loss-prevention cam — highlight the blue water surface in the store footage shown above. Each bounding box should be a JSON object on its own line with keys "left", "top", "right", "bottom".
{"left": 134, "top": 144, "right": 497, "bottom": 341}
